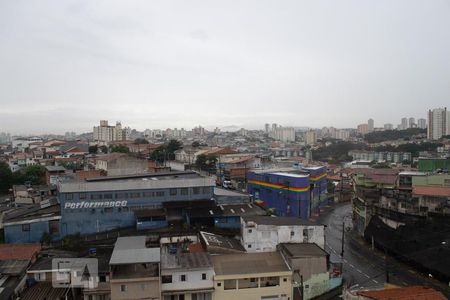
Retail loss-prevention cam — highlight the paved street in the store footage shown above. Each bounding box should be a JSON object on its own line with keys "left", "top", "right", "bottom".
{"left": 318, "top": 202, "right": 450, "bottom": 297}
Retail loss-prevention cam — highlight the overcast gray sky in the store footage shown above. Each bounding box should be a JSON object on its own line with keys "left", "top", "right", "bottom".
{"left": 1, "top": 0, "right": 449, "bottom": 134}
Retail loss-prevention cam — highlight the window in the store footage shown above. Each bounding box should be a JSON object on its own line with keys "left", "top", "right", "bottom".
{"left": 170, "top": 189, "right": 177, "bottom": 196}
{"left": 260, "top": 277, "right": 280, "bottom": 287}
{"left": 130, "top": 192, "right": 141, "bottom": 198}
{"left": 120, "top": 284, "right": 127, "bottom": 292}
{"left": 65, "top": 193, "right": 73, "bottom": 200}
{"left": 283, "top": 278, "right": 287, "bottom": 282}
{"left": 91, "top": 194, "right": 102, "bottom": 200}
{"left": 22, "top": 224, "right": 30, "bottom": 232}
{"left": 238, "top": 278, "right": 258, "bottom": 289}
{"left": 203, "top": 187, "right": 210, "bottom": 194}
{"left": 180, "top": 188, "right": 188, "bottom": 195}
{"left": 247, "top": 244, "right": 252, "bottom": 248}
{"left": 217, "top": 282, "right": 222, "bottom": 287}
{"left": 115, "top": 193, "right": 128, "bottom": 199}
{"left": 290, "top": 231, "right": 295, "bottom": 237}
{"left": 193, "top": 187, "right": 201, "bottom": 195}
{"left": 103, "top": 194, "right": 113, "bottom": 199}
{"left": 224, "top": 279, "right": 236, "bottom": 290}
{"left": 156, "top": 191, "right": 165, "bottom": 197}
{"left": 248, "top": 229, "right": 252, "bottom": 233}
{"left": 162, "top": 275, "right": 172, "bottom": 283}
{"left": 180, "top": 274, "right": 186, "bottom": 281}
{"left": 143, "top": 191, "right": 154, "bottom": 197}
{"left": 202, "top": 273, "right": 207, "bottom": 280}
{"left": 79, "top": 193, "right": 86, "bottom": 200}
{"left": 192, "top": 293, "right": 212, "bottom": 300}
{"left": 49, "top": 220, "right": 59, "bottom": 234}
{"left": 99, "top": 275, "right": 106, "bottom": 282}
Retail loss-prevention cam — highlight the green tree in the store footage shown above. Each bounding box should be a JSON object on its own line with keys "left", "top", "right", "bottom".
{"left": 100, "top": 145, "right": 108, "bottom": 154}
{"left": 149, "top": 145, "right": 166, "bottom": 163}
{"left": 109, "top": 145, "right": 130, "bottom": 153}
{"left": 195, "top": 154, "right": 217, "bottom": 172}
{"left": 0, "top": 162, "right": 13, "bottom": 193}
{"left": 166, "top": 139, "right": 183, "bottom": 160}
{"left": 20, "top": 165, "right": 46, "bottom": 185}
{"left": 88, "top": 145, "right": 98, "bottom": 154}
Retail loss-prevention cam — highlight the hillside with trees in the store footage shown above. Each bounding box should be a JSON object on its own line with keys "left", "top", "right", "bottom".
{"left": 364, "top": 128, "right": 426, "bottom": 143}
{"left": 312, "top": 142, "right": 367, "bottom": 163}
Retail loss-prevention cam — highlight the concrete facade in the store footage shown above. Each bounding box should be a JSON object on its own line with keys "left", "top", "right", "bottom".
{"left": 241, "top": 216, "right": 325, "bottom": 252}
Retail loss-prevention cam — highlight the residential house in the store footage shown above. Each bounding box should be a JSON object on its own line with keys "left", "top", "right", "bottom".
{"left": 160, "top": 243, "right": 214, "bottom": 300}
{"left": 109, "top": 236, "right": 161, "bottom": 300}
{"left": 211, "top": 252, "right": 292, "bottom": 300}
{"left": 278, "top": 243, "right": 341, "bottom": 300}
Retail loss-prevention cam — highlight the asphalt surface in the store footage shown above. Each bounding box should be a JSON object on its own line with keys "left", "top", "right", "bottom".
{"left": 317, "top": 202, "right": 450, "bottom": 298}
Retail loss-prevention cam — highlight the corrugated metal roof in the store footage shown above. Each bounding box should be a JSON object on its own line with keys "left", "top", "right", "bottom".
{"left": 413, "top": 186, "right": 450, "bottom": 197}
{"left": 59, "top": 177, "right": 215, "bottom": 193}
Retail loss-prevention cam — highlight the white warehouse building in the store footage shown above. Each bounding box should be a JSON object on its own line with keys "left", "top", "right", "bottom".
{"left": 240, "top": 216, "right": 325, "bottom": 252}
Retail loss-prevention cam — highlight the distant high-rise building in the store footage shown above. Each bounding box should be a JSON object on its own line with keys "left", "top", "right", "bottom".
{"left": 417, "top": 118, "right": 427, "bottom": 129}
{"left": 357, "top": 124, "right": 369, "bottom": 135}
{"left": 93, "top": 120, "right": 129, "bottom": 144}
{"left": 368, "top": 119, "right": 374, "bottom": 132}
{"left": 192, "top": 125, "right": 206, "bottom": 136}
{"left": 0, "top": 132, "right": 11, "bottom": 144}
{"left": 427, "top": 107, "right": 449, "bottom": 140}
{"left": 264, "top": 123, "right": 270, "bottom": 133}
{"left": 272, "top": 123, "right": 278, "bottom": 132}
{"left": 384, "top": 123, "right": 393, "bottom": 130}
{"left": 408, "top": 117, "right": 415, "bottom": 128}
{"left": 305, "top": 130, "right": 317, "bottom": 145}
{"left": 335, "top": 129, "right": 350, "bottom": 140}
{"left": 401, "top": 118, "right": 408, "bottom": 130}
{"left": 269, "top": 126, "right": 295, "bottom": 142}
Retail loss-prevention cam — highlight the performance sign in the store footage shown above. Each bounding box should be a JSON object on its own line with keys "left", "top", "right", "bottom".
{"left": 64, "top": 201, "right": 127, "bottom": 209}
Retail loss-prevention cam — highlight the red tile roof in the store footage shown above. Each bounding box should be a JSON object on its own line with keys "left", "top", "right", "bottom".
{"left": 413, "top": 186, "right": 450, "bottom": 197}
{"left": 0, "top": 244, "right": 41, "bottom": 261}
{"left": 227, "top": 155, "right": 255, "bottom": 164}
{"left": 357, "top": 286, "right": 446, "bottom": 300}
{"left": 188, "top": 243, "right": 205, "bottom": 253}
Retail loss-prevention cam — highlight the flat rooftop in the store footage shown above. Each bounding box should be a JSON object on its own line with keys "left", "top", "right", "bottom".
{"left": 270, "top": 172, "right": 309, "bottom": 178}
{"left": 242, "top": 215, "right": 322, "bottom": 226}
{"left": 110, "top": 236, "right": 160, "bottom": 265}
{"left": 279, "top": 243, "right": 327, "bottom": 258}
{"left": 211, "top": 252, "right": 290, "bottom": 276}
{"left": 59, "top": 176, "right": 215, "bottom": 193}
{"left": 161, "top": 246, "right": 212, "bottom": 270}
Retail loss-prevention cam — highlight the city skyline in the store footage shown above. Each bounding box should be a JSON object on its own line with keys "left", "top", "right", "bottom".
{"left": 1, "top": 1, "right": 450, "bottom": 134}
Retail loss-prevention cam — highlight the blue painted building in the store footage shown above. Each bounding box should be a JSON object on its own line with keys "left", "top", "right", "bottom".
{"left": 247, "top": 166, "right": 327, "bottom": 219}
{"left": 3, "top": 203, "right": 61, "bottom": 244}
{"left": 57, "top": 171, "right": 215, "bottom": 236}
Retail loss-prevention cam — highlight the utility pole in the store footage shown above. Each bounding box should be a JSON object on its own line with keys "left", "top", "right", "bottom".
{"left": 385, "top": 247, "right": 389, "bottom": 283}
{"left": 341, "top": 221, "right": 345, "bottom": 257}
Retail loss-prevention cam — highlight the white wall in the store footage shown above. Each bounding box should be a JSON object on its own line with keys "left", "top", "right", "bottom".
{"left": 161, "top": 268, "right": 214, "bottom": 292}
{"left": 241, "top": 220, "right": 325, "bottom": 252}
